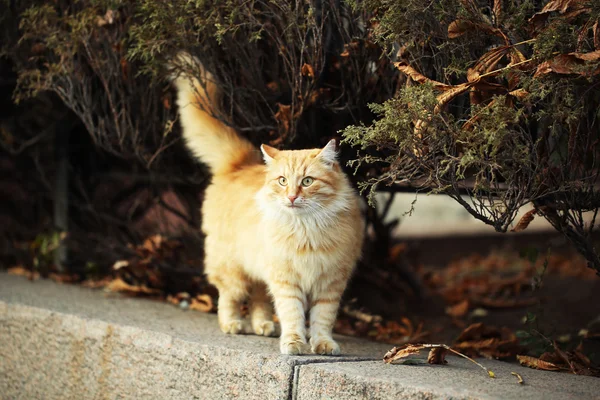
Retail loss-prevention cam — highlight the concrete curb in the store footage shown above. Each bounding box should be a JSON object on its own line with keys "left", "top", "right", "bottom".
{"left": 1, "top": 273, "right": 599, "bottom": 399}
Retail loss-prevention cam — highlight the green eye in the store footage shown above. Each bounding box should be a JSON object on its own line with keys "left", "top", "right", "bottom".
{"left": 278, "top": 177, "right": 287, "bottom": 186}
{"left": 301, "top": 177, "right": 314, "bottom": 187}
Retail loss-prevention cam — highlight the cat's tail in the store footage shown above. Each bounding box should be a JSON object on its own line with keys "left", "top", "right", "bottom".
{"left": 171, "top": 53, "right": 260, "bottom": 175}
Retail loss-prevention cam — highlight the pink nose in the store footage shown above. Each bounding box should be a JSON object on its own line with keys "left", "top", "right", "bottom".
{"left": 288, "top": 195, "right": 298, "bottom": 204}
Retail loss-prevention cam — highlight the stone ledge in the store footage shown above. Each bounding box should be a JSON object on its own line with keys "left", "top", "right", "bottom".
{"left": 1, "top": 273, "right": 599, "bottom": 400}
{"left": 0, "top": 273, "right": 388, "bottom": 400}
{"left": 295, "top": 359, "right": 600, "bottom": 400}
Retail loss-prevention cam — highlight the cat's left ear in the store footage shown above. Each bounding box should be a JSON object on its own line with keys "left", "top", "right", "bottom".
{"left": 317, "top": 139, "right": 338, "bottom": 166}
{"left": 260, "top": 144, "right": 279, "bottom": 164}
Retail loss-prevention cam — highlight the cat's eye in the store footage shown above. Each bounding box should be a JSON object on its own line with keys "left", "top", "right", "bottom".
{"left": 278, "top": 177, "right": 287, "bottom": 186}
{"left": 301, "top": 177, "right": 314, "bottom": 187}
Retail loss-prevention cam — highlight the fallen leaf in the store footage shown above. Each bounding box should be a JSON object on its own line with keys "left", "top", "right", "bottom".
{"left": 189, "top": 294, "right": 214, "bottom": 312}
{"left": 517, "top": 355, "right": 562, "bottom": 371}
{"left": 105, "top": 277, "right": 159, "bottom": 295}
{"left": 383, "top": 344, "right": 424, "bottom": 364}
{"left": 428, "top": 347, "right": 448, "bottom": 364}
{"left": 7, "top": 266, "right": 39, "bottom": 280}
{"left": 446, "top": 299, "right": 470, "bottom": 318}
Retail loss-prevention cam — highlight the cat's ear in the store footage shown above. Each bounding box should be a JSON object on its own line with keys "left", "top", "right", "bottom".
{"left": 317, "top": 139, "right": 338, "bottom": 166}
{"left": 260, "top": 144, "right": 279, "bottom": 164}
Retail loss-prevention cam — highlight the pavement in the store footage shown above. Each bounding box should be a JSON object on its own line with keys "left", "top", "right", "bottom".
{"left": 1, "top": 272, "right": 599, "bottom": 399}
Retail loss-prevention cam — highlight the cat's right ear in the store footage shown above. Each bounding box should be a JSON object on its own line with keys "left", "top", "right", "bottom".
{"left": 260, "top": 144, "right": 279, "bottom": 164}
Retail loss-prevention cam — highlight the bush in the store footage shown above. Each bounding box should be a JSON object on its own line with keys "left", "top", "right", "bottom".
{"left": 343, "top": 0, "right": 600, "bottom": 275}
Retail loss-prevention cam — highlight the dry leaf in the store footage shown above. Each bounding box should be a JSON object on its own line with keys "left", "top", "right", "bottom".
{"left": 446, "top": 299, "right": 470, "bottom": 318}
{"left": 428, "top": 347, "right": 448, "bottom": 364}
{"left": 473, "top": 46, "right": 511, "bottom": 77}
{"left": 394, "top": 62, "right": 452, "bottom": 90}
{"left": 448, "top": 20, "right": 509, "bottom": 44}
{"left": 301, "top": 63, "right": 315, "bottom": 78}
{"left": 189, "top": 294, "right": 214, "bottom": 312}
{"left": 493, "top": 0, "right": 503, "bottom": 24}
{"left": 534, "top": 51, "right": 600, "bottom": 78}
{"left": 517, "top": 355, "right": 562, "bottom": 371}
{"left": 105, "top": 277, "right": 159, "bottom": 295}
{"left": 383, "top": 344, "right": 424, "bottom": 364}
{"left": 512, "top": 209, "right": 537, "bottom": 232}
{"left": 7, "top": 266, "right": 39, "bottom": 280}
{"left": 274, "top": 103, "right": 293, "bottom": 137}
{"left": 529, "top": 0, "right": 589, "bottom": 30}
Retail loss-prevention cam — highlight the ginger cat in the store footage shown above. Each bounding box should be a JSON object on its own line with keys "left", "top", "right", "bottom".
{"left": 172, "top": 54, "right": 364, "bottom": 355}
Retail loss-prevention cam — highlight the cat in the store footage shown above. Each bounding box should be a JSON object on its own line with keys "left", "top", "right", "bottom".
{"left": 172, "top": 53, "right": 364, "bottom": 355}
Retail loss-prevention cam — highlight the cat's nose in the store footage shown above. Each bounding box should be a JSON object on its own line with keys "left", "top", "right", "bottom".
{"left": 288, "top": 195, "right": 298, "bottom": 204}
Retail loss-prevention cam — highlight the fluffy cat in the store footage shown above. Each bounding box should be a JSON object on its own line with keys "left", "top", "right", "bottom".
{"left": 172, "top": 54, "right": 364, "bottom": 355}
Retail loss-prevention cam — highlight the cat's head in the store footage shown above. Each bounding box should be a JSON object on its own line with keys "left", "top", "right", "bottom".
{"left": 257, "top": 139, "right": 351, "bottom": 217}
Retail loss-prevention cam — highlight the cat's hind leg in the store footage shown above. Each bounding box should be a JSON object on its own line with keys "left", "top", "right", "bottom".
{"left": 249, "top": 281, "right": 276, "bottom": 337}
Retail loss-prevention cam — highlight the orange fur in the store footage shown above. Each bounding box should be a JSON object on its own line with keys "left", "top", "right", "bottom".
{"left": 173, "top": 53, "right": 364, "bottom": 355}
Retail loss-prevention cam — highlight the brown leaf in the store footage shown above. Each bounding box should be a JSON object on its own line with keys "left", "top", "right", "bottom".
{"left": 383, "top": 344, "right": 425, "bottom": 364}
{"left": 529, "top": 0, "right": 589, "bottom": 31}
{"left": 274, "top": 103, "right": 293, "bottom": 137}
{"left": 394, "top": 62, "right": 452, "bottom": 89}
{"left": 7, "top": 266, "right": 39, "bottom": 280}
{"left": 508, "top": 89, "right": 529, "bottom": 100}
{"left": 512, "top": 209, "right": 537, "bottom": 232}
{"left": 446, "top": 299, "right": 470, "bottom": 318}
{"left": 105, "top": 277, "right": 159, "bottom": 295}
{"left": 493, "top": 0, "right": 503, "bottom": 24}
{"left": 427, "top": 347, "right": 448, "bottom": 364}
{"left": 301, "top": 63, "right": 315, "bottom": 78}
{"left": 435, "top": 83, "right": 471, "bottom": 112}
{"left": 534, "top": 51, "right": 600, "bottom": 78}
{"left": 517, "top": 355, "right": 562, "bottom": 371}
{"left": 473, "top": 46, "right": 511, "bottom": 77}
{"left": 189, "top": 294, "right": 214, "bottom": 312}
{"left": 49, "top": 273, "right": 79, "bottom": 283}
{"left": 448, "top": 20, "right": 509, "bottom": 44}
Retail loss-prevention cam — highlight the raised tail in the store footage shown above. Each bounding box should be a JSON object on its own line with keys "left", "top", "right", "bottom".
{"left": 171, "top": 53, "right": 261, "bottom": 175}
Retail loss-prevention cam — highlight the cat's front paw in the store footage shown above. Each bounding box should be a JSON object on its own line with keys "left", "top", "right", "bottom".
{"left": 220, "top": 319, "right": 244, "bottom": 334}
{"left": 253, "top": 320, "right": 277, "bottom": 337}
{"left": 280, "top": 334, "right": 308, "bottom": 355}
{"left": 310, "top": 337, "right": 341, "bottom": 355}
